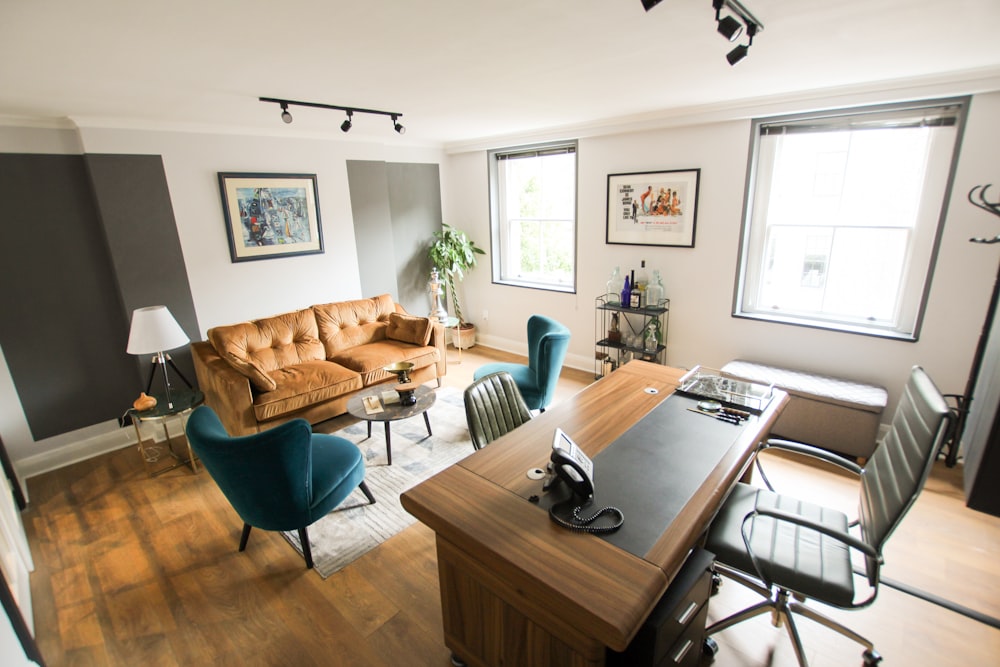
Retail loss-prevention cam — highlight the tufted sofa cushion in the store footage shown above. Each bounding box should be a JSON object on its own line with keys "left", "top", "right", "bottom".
{"left": 208, "top": 308, "right": 326, "bottom": 391}
{"left": 313, "top": 294, "right": 395, "bottom": 357}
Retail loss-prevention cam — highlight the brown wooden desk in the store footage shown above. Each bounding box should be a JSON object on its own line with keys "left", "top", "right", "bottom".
{"left": 400, "top": 361, "right": 787, "bottom": 667}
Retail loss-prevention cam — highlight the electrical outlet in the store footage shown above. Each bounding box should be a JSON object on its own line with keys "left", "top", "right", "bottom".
{"left": 482, "top": 309, "right": 489, "bottom": 321}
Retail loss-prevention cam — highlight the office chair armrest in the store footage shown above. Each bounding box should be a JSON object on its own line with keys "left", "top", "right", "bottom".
{"left": 743, "top": 506, "right": 878, "bottom": 559}
{"left": 754, "top": 439, "right": 863, "bottom": 492}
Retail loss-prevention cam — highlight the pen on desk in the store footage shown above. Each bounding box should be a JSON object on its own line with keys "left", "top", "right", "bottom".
{"left": 687, "top": 407, "right": 745, "bottom": 424}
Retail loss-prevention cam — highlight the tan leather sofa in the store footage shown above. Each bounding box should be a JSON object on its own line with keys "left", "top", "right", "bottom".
{"left": 191, "top": 294, "right": 446, "bottom": 436}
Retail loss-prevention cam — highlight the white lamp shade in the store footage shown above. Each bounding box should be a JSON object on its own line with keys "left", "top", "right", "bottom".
{"left": 126, "top": 305, "right": 190, "bottom": 355}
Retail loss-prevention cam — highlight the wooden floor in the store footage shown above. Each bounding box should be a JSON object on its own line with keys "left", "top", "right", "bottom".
{"left": 22, "top": 347, "right": 1000, "bottom": 666}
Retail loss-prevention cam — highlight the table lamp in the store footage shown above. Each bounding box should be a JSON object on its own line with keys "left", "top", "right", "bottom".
{"left": 127, "top": 305, "right": 192, "bottom": 409}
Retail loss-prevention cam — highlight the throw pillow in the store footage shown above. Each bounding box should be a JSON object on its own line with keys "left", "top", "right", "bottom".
{"left": 385, "top": 312, "right": 433, "bottom": 346}
{"left": 223, "top": 352, "right": 277, "bottom": 392}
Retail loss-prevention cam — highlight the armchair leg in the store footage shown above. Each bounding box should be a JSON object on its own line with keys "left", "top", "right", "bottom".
{"left": 299, "top": 527, "right": 314, "bottom": 569}
{"left": 359, "top": 481, "right": 376, "bottom": 505}
{"left": 238, "top": 523, "right": 252, "bottom": 552}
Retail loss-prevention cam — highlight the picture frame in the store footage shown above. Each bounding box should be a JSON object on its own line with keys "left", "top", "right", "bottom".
{"left": 606, "top": 168, "right": 700, "bottom": 247}
{"left": 218, "top": 172, "right": 324, "bottom": 262}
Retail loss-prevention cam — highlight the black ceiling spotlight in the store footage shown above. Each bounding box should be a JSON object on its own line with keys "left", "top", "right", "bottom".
{"left": 727, "top": 21, "right": 756, "bottom": 65}
{"left": 713, "top": 0, "right": 743, "bottom": 41}
{"left": 641, "top": 0, "right": 665, "bottom": 11}
{"left": 259, "top": 97, "right": 404, "bottom": 135}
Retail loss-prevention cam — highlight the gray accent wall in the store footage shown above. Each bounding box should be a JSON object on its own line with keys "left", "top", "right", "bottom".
{"left": 347, "top": 161, "right": 441, "bottom": 316}
{"left": 0, "top": 152, "right": 198, "bottom": 441}
{"left": 85, "top": 154, "right": 198, "bottom": 389}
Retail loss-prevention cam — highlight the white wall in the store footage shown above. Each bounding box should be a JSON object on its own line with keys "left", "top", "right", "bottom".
{"left": 447, "top": 91, "right": 1000, "bottom": 416}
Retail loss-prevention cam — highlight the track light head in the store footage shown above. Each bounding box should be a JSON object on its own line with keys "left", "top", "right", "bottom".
{"left": 341, "top": 110, "right": 353, "bottom": 133}
{"left": 280, "top": 103, "right": 293, "bottom": 124}
{"left": 717, "top": 15, "right": 743, "bottom": 41}
{"left": 727, "top": 21, "right": 756, "bottom": 65}
{"left": 392, "top": 114, "right": 405, "bottom": 135}
{"left": 641, "top": 0, "right": 664, "bottom": 11}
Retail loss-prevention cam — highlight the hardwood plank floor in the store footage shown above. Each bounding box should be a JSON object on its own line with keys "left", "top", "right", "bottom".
{"left": 22, "top": 347, "right": 1000, "bottom": 666}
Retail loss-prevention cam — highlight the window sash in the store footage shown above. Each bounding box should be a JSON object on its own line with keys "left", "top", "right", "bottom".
{"left": 489, "top": 141, "right": 577, "bottom": 292}
{"left": 735, "top": 98, "right": 967, "bottom": 339}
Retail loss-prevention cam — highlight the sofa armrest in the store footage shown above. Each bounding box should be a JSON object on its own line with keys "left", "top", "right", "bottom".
{"left": 429, "top": 320, "right": 447, "bottom": 378}
{"left": 190, "top": 340, "right": 259, "bottom": 436}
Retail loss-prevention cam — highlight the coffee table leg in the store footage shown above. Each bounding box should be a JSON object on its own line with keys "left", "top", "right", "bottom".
{"left": 384, "top": 422, "right": 392, "bottom": 465}
{"left": 423, "top": 411, "right": 432, "bottom": 436}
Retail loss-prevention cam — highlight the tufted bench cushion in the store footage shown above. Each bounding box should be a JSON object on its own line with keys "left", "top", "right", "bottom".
{"left": 721, "top": 359, "right": 888, "bottom": 459}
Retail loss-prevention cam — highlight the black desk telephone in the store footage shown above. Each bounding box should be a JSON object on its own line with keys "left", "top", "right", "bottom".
{"left": 546, "top": 428, "right": 624, "bottom": 533}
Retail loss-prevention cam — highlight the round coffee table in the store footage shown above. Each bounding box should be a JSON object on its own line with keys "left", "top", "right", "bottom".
{"left": 346, "top": 385, "right": 436, "bottom": 465}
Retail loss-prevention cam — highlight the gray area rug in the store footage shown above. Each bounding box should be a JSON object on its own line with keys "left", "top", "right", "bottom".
{"left": 282, "top": 386, "right": 473, "bottom": 578}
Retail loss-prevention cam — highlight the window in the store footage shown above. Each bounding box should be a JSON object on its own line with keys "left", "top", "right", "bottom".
{"left": 734, "top": 98, "right": 968, "bottom": 340}
{"left": 488, "top": 141, "right": 577, "bottom": 292}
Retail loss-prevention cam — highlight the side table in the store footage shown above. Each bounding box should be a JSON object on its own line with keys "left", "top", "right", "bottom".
{"left": 129, "top": 389, "right": 205, "bottom": 477}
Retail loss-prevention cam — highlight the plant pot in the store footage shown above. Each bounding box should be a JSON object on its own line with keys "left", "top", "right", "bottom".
{"left": 452, "top": 323, "right": 477, "bottom": 349}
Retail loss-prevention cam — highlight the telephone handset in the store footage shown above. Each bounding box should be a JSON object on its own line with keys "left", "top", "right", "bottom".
{"left": 546, "top": 429, "right": 623, "bottom": 533}
{"left": 549, "top": 428, "right": 595, "bottom": 500}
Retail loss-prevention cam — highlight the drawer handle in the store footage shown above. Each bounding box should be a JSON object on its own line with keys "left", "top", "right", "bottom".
{"left": 675, "top": 600, "right": 699, "bottom": 625}
{"left": 671, "top": 638, "right": 694, "bottom": 664}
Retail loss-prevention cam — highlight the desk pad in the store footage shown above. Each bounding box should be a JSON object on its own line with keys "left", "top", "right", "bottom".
{"left": 538, "top": 392, "right": 749, "bottom": 558}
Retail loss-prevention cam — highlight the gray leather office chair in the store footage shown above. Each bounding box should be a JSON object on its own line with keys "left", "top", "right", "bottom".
{"left": 704, "top": 366, "right": 950, "bottom": 666}
{"left": 464, "top": 371, "right": 533, "bottom": 450}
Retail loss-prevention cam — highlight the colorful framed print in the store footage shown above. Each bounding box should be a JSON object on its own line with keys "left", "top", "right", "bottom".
{"left": 218, "top": 172, "right": 324, "bottom": 262}
{"left": 606, "top": 168, "right": 700, "bottom": 247}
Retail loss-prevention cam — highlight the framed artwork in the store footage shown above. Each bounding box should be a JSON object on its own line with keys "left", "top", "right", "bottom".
{"left": 606, "top": 168, "right": 700, "bottom": 247}
{"left": 218, "top": 172, "right": 324, "bottom": 262}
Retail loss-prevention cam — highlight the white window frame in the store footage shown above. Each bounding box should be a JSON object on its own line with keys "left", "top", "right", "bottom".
{"left": 488, "top": 141, "right": 578, "bottom": 293}
{"left": 733, "top": 98, "right": 969, "bottom": 340}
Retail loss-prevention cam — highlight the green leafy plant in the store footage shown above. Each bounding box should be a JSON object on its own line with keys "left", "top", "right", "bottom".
{"left": 428, "top": 224, "right": 486, "bottom": 325}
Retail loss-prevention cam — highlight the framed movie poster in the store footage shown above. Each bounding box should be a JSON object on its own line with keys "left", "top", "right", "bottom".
{"left": 218, "top": 172, "right": 324, "bottom": 262}
{"left": 606, "top": 168, "right": 700, "bottom": 247}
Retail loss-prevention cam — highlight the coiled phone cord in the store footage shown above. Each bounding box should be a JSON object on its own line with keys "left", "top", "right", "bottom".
{"left": 549, "top": 501, "right": 624, "bottom": 533}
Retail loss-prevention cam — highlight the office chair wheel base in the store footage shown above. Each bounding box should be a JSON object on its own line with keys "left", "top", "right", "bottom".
{"left": 450, "top": 653, "right": 467, "bottom": 667}
{"left": 703, "top": 636, "right": 719, "bottom": 659}
{"left": 862, "top": 649, "right": 882, "bottom": 665}
{"left": 710, "top": 572, "right": 722, "bottom": 595}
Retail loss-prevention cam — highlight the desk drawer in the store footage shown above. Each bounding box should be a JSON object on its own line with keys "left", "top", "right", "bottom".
{"left": 606, "top": 548, "right": 713, "bottom": 667}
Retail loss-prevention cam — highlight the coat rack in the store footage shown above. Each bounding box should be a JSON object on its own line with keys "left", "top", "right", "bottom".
{"left": 943, "top": 184, "right": 1000, "bottom": 466}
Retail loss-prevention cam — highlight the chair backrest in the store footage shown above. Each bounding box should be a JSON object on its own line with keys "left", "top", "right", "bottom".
{"left": 858, "top": 366, "right": 950, "bottom": 582}
{"left": 464, "top": 371, "right": 533, "bottom": 450}
{"left": 525, "top": 314, "right": 571, "bottom": 409}
{"left": 186, "top": 406, "right": 316, "bottom": 531}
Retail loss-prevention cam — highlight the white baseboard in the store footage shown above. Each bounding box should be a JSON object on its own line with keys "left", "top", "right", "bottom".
{"left": 473, "top": 333, "right": 594, "bottom": 375}
{"left": 18, "top": 416, "right": 186, "bottom": 481}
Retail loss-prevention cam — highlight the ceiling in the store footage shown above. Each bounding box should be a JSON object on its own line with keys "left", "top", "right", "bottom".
{"left": 3, "top": 0, "right": 1000, "bottom": 149}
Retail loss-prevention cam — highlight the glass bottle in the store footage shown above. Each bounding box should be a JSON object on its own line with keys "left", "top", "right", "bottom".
{"left": 645, "top": 269, "right": 665, "bottom": 308}
{"left": 606, "top": 266, "right": 623, "bottom": 305}
{"left": 620, "top": 274, "right": 631, "bottom": 309}
{"left": 643, "top": 319, "right": 660, "bottom": 353}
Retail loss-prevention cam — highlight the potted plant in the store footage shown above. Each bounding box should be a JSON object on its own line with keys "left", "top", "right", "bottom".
{"left": 429, "top": 223, "right": 486, "bottom": 349}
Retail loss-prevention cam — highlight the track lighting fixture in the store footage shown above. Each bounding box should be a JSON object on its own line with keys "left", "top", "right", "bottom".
{"left": 259, "top": 97, "right": 405, "bottom": 135}
{"left": 709, "top": 0, "right": 762, "bottom": 64}
{"left": 641, "top": 0, "right": 664, "bottom": 11}
{"left": 727, "top": 21, "right": 756, "bottom": 65}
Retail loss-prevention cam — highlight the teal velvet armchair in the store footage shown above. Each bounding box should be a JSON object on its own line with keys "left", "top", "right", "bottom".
{"left": 473, "top": 314, "right": 571, "bottom": 412}
{"left": 185, "top": 406, "right": 375, "bottom": 569}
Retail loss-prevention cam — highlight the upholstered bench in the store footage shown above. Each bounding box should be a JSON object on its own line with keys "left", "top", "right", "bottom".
{"left": 721, "top": 359, "right": 888, "bottom": 460}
